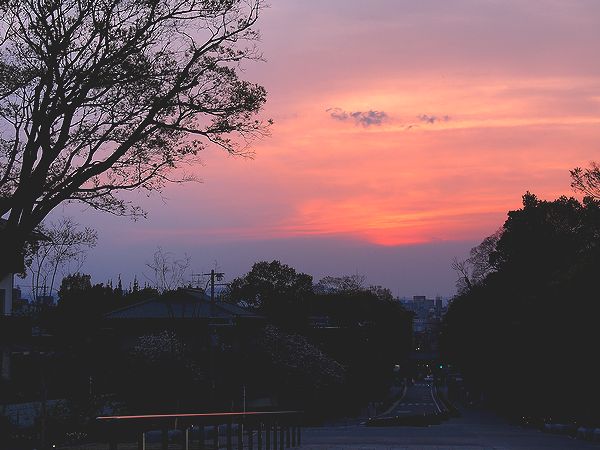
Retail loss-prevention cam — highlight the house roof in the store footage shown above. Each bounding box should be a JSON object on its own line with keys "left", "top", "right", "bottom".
{"left": 104, "top": 288, "right": 262, "bottom": 320}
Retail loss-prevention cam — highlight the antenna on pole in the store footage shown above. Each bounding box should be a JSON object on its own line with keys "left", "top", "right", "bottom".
{"left": 190, "top": 269, "right": 226, "bottom": 302}
{"left": 193, "top": 269, "right": 225, "bottom": 302}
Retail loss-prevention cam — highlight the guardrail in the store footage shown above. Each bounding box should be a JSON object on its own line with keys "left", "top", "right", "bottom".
{"left": 96, "top": 410, "right": 302, "bottom": 450}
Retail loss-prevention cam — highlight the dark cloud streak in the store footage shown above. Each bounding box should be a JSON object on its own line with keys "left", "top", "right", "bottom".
{"left": 418, "top": 114, "right": 450, "bottom": 124}
{"left": 327, "top": 107, "right": 389, "bottom": 127}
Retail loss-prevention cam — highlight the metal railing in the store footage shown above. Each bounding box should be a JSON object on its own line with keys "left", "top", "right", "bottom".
{"left": 96, "top": 410, "right": 302, "bottom": 450}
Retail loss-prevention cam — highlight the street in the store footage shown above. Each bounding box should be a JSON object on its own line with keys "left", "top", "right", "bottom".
{"left": 303, "top": 410, "right": 600, "bottom": 449}
{"left": 385, "top": 382, "right": 442, "bottom": 417}
{"left": 301, "top": 382, "right": 600, "bottom": 449}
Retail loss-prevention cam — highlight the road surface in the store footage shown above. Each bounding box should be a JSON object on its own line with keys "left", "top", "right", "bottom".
{"left": 301, "top": 383, "right": 600, "bottom": 449}
{"left": 385, "top": 381, "right": 442, "bottom": 417}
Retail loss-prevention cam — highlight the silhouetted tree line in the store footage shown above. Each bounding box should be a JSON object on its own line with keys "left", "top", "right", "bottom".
{"left": 34, "top": 273, "right": 157, "bottom": 336}
{"left": 1, "top": 275, "right": 157, "bottom": 403}
{"left": 441, "top": 192, "right": 600, "bottom": 424}
{"left": 3, "top": 260, "right": 411, "bottom": 445}
{"left": 224, "top": 261, "right": 412, "bottom": 417}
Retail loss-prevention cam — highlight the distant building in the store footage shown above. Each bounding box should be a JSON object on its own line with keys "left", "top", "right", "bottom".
{"left": 105, "top": 288, "right": 261, "bottom": 323}
{"left": 401, "top": 295, "right": 435, "bottom": 319}
{"left": 401, "top": 295, "right": 449, "bottom": 370}
{"left": 0, "top": 219, "right": 46, "bottom": 381}
{"left": 435, "top": 296, "right": 443, "bottom": 317}
{"left": 103, "top": 288, "right": 265, "bottom": 353}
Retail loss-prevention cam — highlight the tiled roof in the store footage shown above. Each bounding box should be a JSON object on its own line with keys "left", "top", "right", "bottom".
{"left": 104, "top": 289, "right": 261, "bottom": 320}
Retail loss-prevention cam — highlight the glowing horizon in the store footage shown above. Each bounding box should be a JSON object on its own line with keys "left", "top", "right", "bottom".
{"left": 176, "top": 71, "right": 598, "bottom": 246}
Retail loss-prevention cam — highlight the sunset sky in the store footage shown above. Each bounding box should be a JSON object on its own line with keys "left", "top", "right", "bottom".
{"left": 48, "top": 0, "right": 600, "bottom": 298}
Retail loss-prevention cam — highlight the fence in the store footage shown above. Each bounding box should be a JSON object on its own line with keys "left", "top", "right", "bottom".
{"left": 96, "top": 411, "right": 303, "bottom": 450}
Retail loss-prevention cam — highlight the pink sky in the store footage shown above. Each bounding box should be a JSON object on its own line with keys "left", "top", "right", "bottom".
{"left": 50, "top": 1, "right": 600, "bottom": 297}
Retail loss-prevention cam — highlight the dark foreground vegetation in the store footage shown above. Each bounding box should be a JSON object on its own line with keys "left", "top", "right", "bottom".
{"left": 442, "top": 192, "right": 600, "bottom": 425}
{"left": 1, "top": 264, "right": 412, "bottom": 449}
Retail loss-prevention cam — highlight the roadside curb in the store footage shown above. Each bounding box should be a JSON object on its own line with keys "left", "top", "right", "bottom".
{"left": 542, "top": 423, "right": 600, "bottom": 442}
{"left": 434, "top": 385, "right": 460, "bottom": 418}
{"left": 367, "top": 384, "right": 453, "bottom": 427}
{"left": 366, "top": 411, "right": 447, "bottom": 427}
{"left": 378, "top": 383, "right": 408, "bottom": 417}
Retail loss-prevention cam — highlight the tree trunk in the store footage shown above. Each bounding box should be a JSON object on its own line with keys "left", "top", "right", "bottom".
{"left": 0, "top": 231, "right": 26, "bottom": 280}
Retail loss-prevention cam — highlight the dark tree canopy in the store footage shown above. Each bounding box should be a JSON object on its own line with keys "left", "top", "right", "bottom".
{"left": 452, "top": 228, "right": 502, "bottom": 294}
{"left": 571, "top": 161, "right": 600, "bottom": 200}
{"left": 314, "top": 274, "right": 366, "bottom": 294}
{"left": 226, "top": 262, "right": 412, "bottom": 411}
{"left": 442, "top": 193, "right": 600, "bottom": 422}
{"left": 224, "top": 260, "right": 313, "bottom": 321}
{"left": 0, "top": 0, "right": 268, "bottom": 276}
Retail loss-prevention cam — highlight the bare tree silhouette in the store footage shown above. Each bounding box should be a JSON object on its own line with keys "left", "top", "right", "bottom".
{"left": 0, "top": 0, "right": 269, "bottom": 277}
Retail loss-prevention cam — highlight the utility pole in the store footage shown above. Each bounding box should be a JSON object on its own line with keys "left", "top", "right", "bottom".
{"left": 191, "top": 269, "right": 224, "bottom": 404}
{"left": 192, "top": 269, "right": 227, "bottom": 302}
{"left": 204, "top": 269, "right": 225, "bottom": 302}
